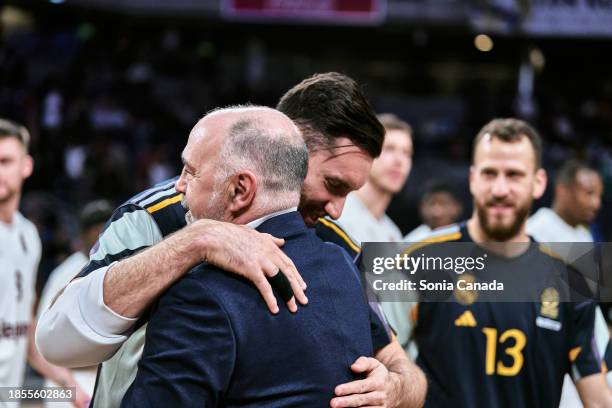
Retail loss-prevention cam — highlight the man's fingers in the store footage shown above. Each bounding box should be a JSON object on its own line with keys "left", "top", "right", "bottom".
{"left": 264, "top": 261, "right": 297, "bottom": 312}
{"left": 252, "top": 275, "right": 279, "bottom": 314}
{"left": 281, "top": 260, "right": 308, "bottom": 305}
{"left": 268, "top": 234, "right": 286, "bottom": 247}
{"left": 334, "top": 377, "right": 378, "bottom": 397}
{"left": 350, "top": 356, "right": 378, "bottom": 373}
{"left": 330, "top": 390, "right": 386, "bottom": 407}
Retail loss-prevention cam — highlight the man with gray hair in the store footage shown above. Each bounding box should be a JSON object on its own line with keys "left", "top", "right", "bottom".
{"left": 121, "top": 106, "right": 375, "bottom": 407}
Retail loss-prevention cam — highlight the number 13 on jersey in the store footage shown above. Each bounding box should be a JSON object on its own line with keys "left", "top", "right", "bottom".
{"left": 482, "top": 327, "right": 527, "bottom": 376}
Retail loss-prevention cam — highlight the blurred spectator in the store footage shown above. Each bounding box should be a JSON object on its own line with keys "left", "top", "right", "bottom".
{"left": 527, "top": 159, "right": 603, "bottom": 243}
{"left": 526, "top": 159, "right": 608, "bottom": 408}
{"left": 35, "top": 199, "right": 113, "bottom": 408}
{"left": 404, "top": 180, "right": 463, "bottom": 242}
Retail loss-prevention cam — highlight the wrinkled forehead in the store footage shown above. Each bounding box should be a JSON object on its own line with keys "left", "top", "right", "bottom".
{"left": 473, "top": 136, "right": 537, "bottom": 172}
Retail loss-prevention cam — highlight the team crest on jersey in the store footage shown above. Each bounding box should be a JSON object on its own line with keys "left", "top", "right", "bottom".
{"left": 540, "top": 287, "right": 559, "bottom": 319}
{"left": 454, "top": 273, "right": 478, "bottom": 305}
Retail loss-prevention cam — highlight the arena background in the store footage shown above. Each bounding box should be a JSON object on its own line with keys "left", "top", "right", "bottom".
{"left": 1, "top": 0, "right": 612, "bottom": 403}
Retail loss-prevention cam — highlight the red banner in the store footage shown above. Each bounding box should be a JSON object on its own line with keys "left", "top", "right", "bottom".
{"left": 221, "top": 0, "right": 386, "bottom": 24}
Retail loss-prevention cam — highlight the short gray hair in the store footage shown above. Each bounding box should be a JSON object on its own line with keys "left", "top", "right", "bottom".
{"left": 218, "top": 117, "right": 308, "bottom": 194}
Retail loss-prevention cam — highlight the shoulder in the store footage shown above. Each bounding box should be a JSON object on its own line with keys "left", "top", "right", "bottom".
{"left": 527, "top": 208, "right": 560, "bottom": 236}
{"left": 402, "top": 223, "right": 464, "bottom": 256}
{"left": 420, "top": 223, "right": 464, "bottom": 243}
{"left": 158, "top": 264, "right": 228, "bottom": 312}
{"left": 404, "top": 224, "right": 431, "bottom": 242}
{"left": 15, "top": 211, "right": 41, "bottom": 255}
{"left": 315, "top": 217, "right": 361, "bottom": 258}
{"left": 125, "top": 177, "right": 186, "bottom": 237}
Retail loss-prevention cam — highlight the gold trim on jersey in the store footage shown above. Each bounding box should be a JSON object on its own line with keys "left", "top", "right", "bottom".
{"left": 402, "top": 231, "right": 462, "bottom": 257}
{"left": 569, "top": 346, "right": 581, "bottom": 362}
{"left": 318, "top": 218, "right": 361, "bottom": 254}
{"left": 146, "top": 194, "right": 184, "bottom": 214}
{"left": 537, "top": 244, "right": 566, "bottom": 263}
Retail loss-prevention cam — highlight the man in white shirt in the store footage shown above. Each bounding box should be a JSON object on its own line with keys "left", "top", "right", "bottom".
{"left": 527, "top": 158, "right": 602, "bottom": 243}
{"left": 35, "top": 200, "right": 113, "bottom": 408}
{"left": 526, "top": 158, "right": 606, "bottom": 408}
{"left": 336, "top": 113, "right": 413, "bottom": 244}
{"left": 0, "top": 119, "right": 88, "bottom": 408}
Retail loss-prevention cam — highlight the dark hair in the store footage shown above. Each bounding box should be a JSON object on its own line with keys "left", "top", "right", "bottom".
{"left": 472, "top": 118, "right": 543, "bottom": 169}
{"left": 0, "top": 118, "right": 31, "bottom": 153}
{"left": 377, "top": 113, "right": 413, "bottom": 137}
{"left": 420, "top": 179, "right": 459, "bottom": 203}
{"left": 80, "top": 200, "right": 114, "bottom": 232}
{"left": 556, "top": 158, "right": 600, "bottom": 186}
{"left": 276, "top": 72, "right": 384, "bottom": 158}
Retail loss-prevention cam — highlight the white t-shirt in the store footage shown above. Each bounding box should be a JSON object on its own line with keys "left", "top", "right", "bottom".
{"left": 36, "top": 251, "right": 96, "bottom": 408}
{"left": 0, "top": 212, "right": 41, "bottom": 391}
{"left": 527, "top": 207, "right": 593, "bottom": 243}
{"left": 336, "top": 193, "right": 402, "bottom": 245}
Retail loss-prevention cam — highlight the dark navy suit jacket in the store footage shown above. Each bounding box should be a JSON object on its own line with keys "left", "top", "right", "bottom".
{"left": 121, "top": 211, "right": 373, "bottom": 407}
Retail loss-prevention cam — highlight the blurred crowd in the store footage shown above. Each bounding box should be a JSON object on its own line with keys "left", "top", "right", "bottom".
{"left": 2, "top": 4, "right": 612, "bottom": 291}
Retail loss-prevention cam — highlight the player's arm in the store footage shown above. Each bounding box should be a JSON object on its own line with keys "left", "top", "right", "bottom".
{"left": 27, "top": 321, "right": 91, "bottom": 408}
{"left": 122, "top": 273, "right": 235, "bottom": 407}
{"left": 576, "top": 373, "right": 612, "bottom": 407}
{"left": 103, "top": 217, "right": 306, "bottom": 318}
{"left": 570, "top": 298, "right": 612, "bottom": 407}
{"left": 332, "top": 258, "right": 426, "bottom": 408}
{"left": 37, "top": 205, "right": 305, "bottom": 367}
{"left": 332, "top": 339, "right": 426, "bottom": 408}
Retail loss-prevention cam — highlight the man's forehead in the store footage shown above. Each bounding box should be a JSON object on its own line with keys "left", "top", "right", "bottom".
{"left": 576, "top": 169, "right": 602, "bottom": 186}
{"left": 474, "top": 137, "right": 536, "bottom": 168}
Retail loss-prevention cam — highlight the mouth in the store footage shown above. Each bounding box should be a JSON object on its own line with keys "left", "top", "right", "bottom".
{"left": 487, "top": 204, "right": 514, "bottom": 216}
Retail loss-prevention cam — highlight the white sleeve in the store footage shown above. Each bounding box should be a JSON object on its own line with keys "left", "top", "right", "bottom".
{"left": 35, "top": 264, "right": 138, "bottom": 367}
{"left": 35, "top": 204, "right": 163, "bottom": 367}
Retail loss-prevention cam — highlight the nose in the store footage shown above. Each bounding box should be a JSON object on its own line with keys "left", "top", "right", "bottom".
{"left": 325, "top": 196, "right": 347, "bottom": 220}
{"left": 175, "top": 173, "right": 186, "bottom": 194}
{"left": 491, "top": 176, "right": 510, "bottom": 198}
{"left": 592, "top": 195, "right": 602, "bottom": 213}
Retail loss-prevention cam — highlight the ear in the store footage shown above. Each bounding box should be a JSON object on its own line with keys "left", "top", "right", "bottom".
{"left": 532, "top": 168, "right": 547, "bottom": 200}
{"left": 22, "top": 154, "right": 33, "bottom": 180}
{"left": 227, "top": 170, "right": 257, "bottom": 214}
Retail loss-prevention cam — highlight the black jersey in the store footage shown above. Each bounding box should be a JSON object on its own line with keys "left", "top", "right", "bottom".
{"left": 413, "top": 223, "right": 612, "bottom": 408}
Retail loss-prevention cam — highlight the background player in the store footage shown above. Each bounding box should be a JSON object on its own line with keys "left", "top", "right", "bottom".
{"left": 404, "top": 180, "right": 463, "bottom": 242}
{"left": 395, "top": 118, "right": 612, "bottom": 406}
{"left": 527, "top": 158, "right": 603, "bottom": 243}
{"left": 0, "top": 119, "right": 88, "bottom": 407}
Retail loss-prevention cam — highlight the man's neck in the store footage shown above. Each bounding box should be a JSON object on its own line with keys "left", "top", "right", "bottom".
{"left": 552, "top": 202, "right": 577, "bottom": 227}
{"left": 231, "top": 206, "right": 298, "bottom": 229}
{"left": 466, "top": 214, "right": 531, "bottom": 258}
{"left": 355, "top": 183, "right": 392, "bottom": 220}
{"left": 0, "top": 195, "right": 19, "bottom": 224}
